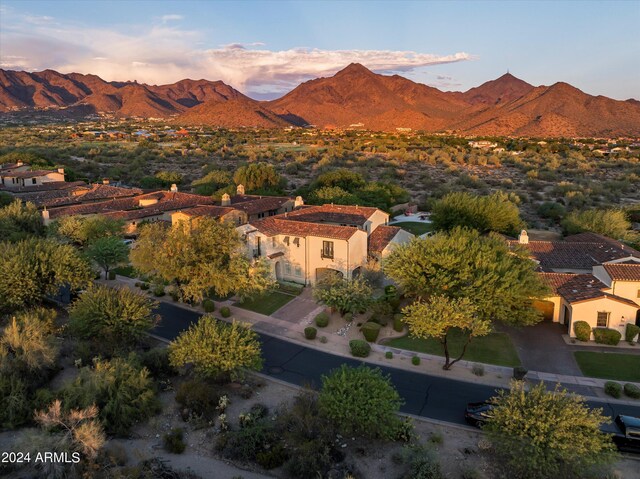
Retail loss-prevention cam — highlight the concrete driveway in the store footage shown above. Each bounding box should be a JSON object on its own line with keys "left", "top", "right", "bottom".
{"left": 502, "top": 322, "right": 583, "bottom": 376}
{"left": 271, "top": 288, "right": 324, "bottom": 325}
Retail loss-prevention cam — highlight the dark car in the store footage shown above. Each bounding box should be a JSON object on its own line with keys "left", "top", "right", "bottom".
{"left": 603, "top": 415, "right": 640, "bottom": 454}
{"left": 464, "top": 401, "right": 494, "bottom": 427}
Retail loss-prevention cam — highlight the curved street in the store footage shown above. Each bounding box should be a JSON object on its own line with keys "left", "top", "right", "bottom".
{"left": 153, "top": 302, "right": 640, "bottom": 426}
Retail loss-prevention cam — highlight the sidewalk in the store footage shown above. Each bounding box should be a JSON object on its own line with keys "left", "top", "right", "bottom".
{"left": 107, "top": 275, "right": 640, "bottom": 405}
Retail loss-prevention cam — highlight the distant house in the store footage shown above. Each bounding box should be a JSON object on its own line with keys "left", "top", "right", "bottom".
{"left": 171, "top": 205, "right": 246, "bottom": 228}
{"left": 0, "top": 167, "right": 65, "bottom": 189}
{"left": 219, "top": 185, "right": 300, "bottom": 222}
{"left": 468, "top": 140, "right": 497, "bottom": 149}
{"left": 509, "top": 231, "right": 640, "bottom": 339}
{"left": 368, "top": 225, "right": 414, "bottom": 259}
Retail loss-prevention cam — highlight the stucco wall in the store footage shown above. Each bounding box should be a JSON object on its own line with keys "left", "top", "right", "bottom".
{"left": 567, "top": 298, "right": 639, "bottom": 339}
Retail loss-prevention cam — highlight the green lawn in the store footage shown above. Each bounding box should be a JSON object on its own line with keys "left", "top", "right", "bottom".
{"left": 395, "top": 221, "right": 433, "bottom": 236}
{"left": 574, "top": 351, "right": 640, "bottom": 382}
{"left": 234, "top": 291, "right": 295, "bottom": 316}
{"left": 112, "top": 265, "right": 137, "bottom": 278}
{"left": 385, "top": 328, "right": 521, "bottom": 367}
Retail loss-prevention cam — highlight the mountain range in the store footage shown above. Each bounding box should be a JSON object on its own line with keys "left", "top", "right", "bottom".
{"left": 2, "top": 64, "right": 639, "bottom": 137}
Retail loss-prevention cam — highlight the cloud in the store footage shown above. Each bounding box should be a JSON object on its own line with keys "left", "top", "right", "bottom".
{"left": 161, "top": 14, "right": 183, "bottom": 23}
{"left": 0, "top": 11, "right": 475, "bottom": 97}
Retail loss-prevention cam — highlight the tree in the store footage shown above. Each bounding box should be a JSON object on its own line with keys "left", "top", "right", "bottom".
{"left": 313, "top": 168, "right": 366, "bottom": 191}
{"left": 154, "top": 170, "right": 183, "bottom": 185}
{"left": 0, "top": 238, "right": 93, "bottom": 313}
{"left": 68, "top": 285, "right": 158, "bottom": 348}
{"left": 0, "top": 200, "right": 45, "bottom": 241}
{"left": 52, "top": 214, "right": 124, "bottom": 246}
{"left": 131, "top": 218, "right": 275, "bottom": 302}
{"left": 402, "top": 295, "right": 489, "bottom": 370}
{"left": 233, "top": 162, "right": 282, "bottom": 192}
{"left": 484, "top": 381, "right": 616, "bottom": 479}
{"left": 563, "top": 208, "right": 635, "bottom": 241}
{"left": 169, "top": 316, "right": 262, "bottom": 381}
{"left": 85, "top": 236, "right": 129, "bottom": 278}
{"left": 192, "top": 169, "right": 232, "bottom": 196}
{"left": 430, "top": 191, "right": 524, "bottom": 236}
{"left": 384, "top": 228, "right": 549, "bottom": 327}
{"left": 318, "top": 365, "right": 403, "bottom": 439}
{"left": 312, "top": 273, "right": 372, "bottom": 316}
{"left": 308, "top": 186, "right": 360, "bottom": 206}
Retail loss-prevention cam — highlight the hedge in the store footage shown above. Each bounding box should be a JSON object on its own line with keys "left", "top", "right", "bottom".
{"left": 593, "top": 328, "right": 621, "bottom": 346}
{"left": 203, "top": 299, "right": 215, "bottom": 313}
{"left": 393, "top": 314, "right": 404, "bottom": 333}
{"left": 604, "top": 381, "right": 622, "bottom": 398}
{"left": 220, "top": 306, "right": 231, "bottom": 318}
{"left": 343, "top": 312, "right": 353, "bottom": 322}
{"left": 624, "top": 383, "right": 640, "bottom": 399}
{"left": 304, "top": 327, "right": 317, "bottom": 340}
{"left": 315, "top": 312, "right": 329, "bottom": 328}
{"left": 573, "top": 321, "right": 591, "bottom": 342}
{"left": 625, "top": 323, "right": 640, "bottom": 342}
{"left": 361, "top": 322, "right": 382, "bottom": 342}
{"left": 349, "top": 340, "right": 371, "bottom": 358}
{"left": 411, "top": 356, "right": 420, "bottom": 366}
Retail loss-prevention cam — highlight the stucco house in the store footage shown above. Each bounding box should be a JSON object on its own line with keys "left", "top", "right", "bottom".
{"left": 510, "top": 231, "right": 640, "bottom": 339}
{"left": 1, "top": 167, "right": 66, "bottom": 189}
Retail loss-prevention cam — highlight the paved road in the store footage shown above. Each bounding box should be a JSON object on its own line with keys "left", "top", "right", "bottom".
{"left": 153, "top": 302, "right": 640, "bottom": 426}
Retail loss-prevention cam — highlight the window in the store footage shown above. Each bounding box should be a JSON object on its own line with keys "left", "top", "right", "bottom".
{"left": 284, "top": 262, "right": 291, "bottom": 275}
{"left": 596, "top": 311, "right": 610, "bottom": 328}
{"left": 637, "top": 289, "right": 640, "bottom": 298}
{"left": 32, "top": 178, "right": 37, "bottom": 184}
{"left": 272, "top": 237, "right": 276, "bottom": 247}
{"left": 295, "top": 266, "right": 302, "bottom": 277}
{"left": 321, "top": 241, "right": 334, "bottom": 259}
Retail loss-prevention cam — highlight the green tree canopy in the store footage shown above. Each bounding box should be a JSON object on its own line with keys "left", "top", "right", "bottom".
{"left": 0, "top": 200, "right": 45, "bottom": 241}
{"left": 192, "top": 169, "right": 233, "bottom": 196}
{"left": 307, "top": 186, "right": 360, "bottom": 206}
{"left": 384, "top": 228, "right": 549, "bottom": 326}
{"left": 131, "top": 218, "right": 275, "bottom": 302}
{"left": 431, "top": 191, "right": 524, "bottom": 236}
{"left": 233, "top": 162, "right": 282, "bottom": 192}
{"left": 319, "top": 365, "right": 404, "bottom": 439}
{"left": 562, "top": 208, "right": 634, "bottom": 241}
{"left": 68, "top": 285, "right": 158, "bottom": 348}
{"left": 402, "top": 295, "right": 489, "bottom": 370}
{"left": 313, "top": 168, "right": 366, "bottom": 191}
{"left": 312, "top": 274, "right": 373, "bottom": 316}
{"left": 154, "top": 170, "right": 183, "bottom": 185}
{"left": 169, "top": 316, "right": 262, "bottom": 381}
{"left": 484, "top": 381, "right": 616, "bottom": 479}
{"left": 85, "top": 236, "right": 129, "bottom": 278}
{"left": 52, "top": 214, "right": 125, "bottom": 246}
{"left": 0, "top": 238, "right": 93, "bottom": 313}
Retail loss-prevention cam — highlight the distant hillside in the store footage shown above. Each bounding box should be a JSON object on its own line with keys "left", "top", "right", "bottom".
{"left": 1, "top": 66, "right": 639, "bottom": 137}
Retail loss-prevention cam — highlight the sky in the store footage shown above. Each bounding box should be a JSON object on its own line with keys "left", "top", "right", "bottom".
{"left": 1, "top": 0, "right": 639, "bottom": 100}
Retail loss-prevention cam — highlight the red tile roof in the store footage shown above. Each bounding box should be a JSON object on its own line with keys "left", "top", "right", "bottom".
{"left": 250, "top": 217, "right": 360, "bottom": 240}
{"left": 1, "top": 169, "right": 60, "bottom": 178}
{"left": 603, "top": 263, "right": 640, "bottom": 281}
{"left": 177, "top": 205, "right": 237, "bottom": 218}
{"left": 285, "top": 204, "right": 380, "bottom": 226}
{"left": 19, "top": 183, "right": 143, "bottom": 208}
{"left": 368, "top": 225, "right": 402, "bottom": 254}
{"left": 539, "top": 272, "right": 639, "bottom": 307}
{"left": 0, "top": 181, "right": 85, "bottom": 194}
{"left": 229, "top": 195, "right": 291, "bottom": 215}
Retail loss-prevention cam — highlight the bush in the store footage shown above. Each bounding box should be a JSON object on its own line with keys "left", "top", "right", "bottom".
{"left": 256, "top": 444, "right": 288, "bottom": 469}
{"left": 220, "top": 420, "right": 278, "bottom": 462}
{"left": 315, "top": 312, "right": 329, "bottom": 328}
{"left": 349, "top": 339, "right": 371, "bottom": 358}
{"left": 163, "top": 428, "right": 186, "bottom": 454}
{"left": 343, "top": 312, "right": 353, "bottom": 322}
{"left": 304, "top": 327, "right": 317, "bottom": 340}
{"left": 361, "top": 322, "right": 382, "bottom": 342}
{"left": 139, "top": 347, "right": 176, "bottom": 379}
{"left": 604, "top": 381, "right": 622, "bottom": 398}
{"left": 385, "top": 351, "right": 393, "bottom": 359}
{"left": 624, "top": 383, "right": 640, "bottom": 399}
{"left": 108, "top": 271, "right": 116, "bottom": 280}
{"left": 319, "top": 336, "right": 327, "bottom": 344}
{"left": 284, "top": 439, "right": 335, "bottom": 478}
{"left": 592, "top": 328, "right": 621, "bottom": 346}
{"left": 513, "top": 366, "right": 528, "bottom": 380}
{"left": 472, "top": 364, "right": 485, "bottom": 376}
{"left": 411, "top": 356, "right": 420, "bottom": 366}
{"left": 140, "top": 283, "right": 150, "bottom": 290}
{"left": 573, "top": 321, "right": 591, "bottom": 342}
{"left": 625, "top": 323, "right": 640, "bottom": 342}
{"left": 220, "top": 306, "right": 231, "bottom": 318}
{"left": 175, "top": 380, "right": 220, "bottom": 419}
{"left": 202, "top": 299, "right": 215, "bottom": 313}
{"left": 153, "top": 285, "right": 165, "bottom": 297}
{"left": 393, "top": 314, "right": 405, "bottom": 332}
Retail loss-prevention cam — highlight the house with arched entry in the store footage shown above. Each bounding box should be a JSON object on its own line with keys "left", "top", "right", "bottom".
{"left": 509, "top": 231, "right": 640, "bottom": 340}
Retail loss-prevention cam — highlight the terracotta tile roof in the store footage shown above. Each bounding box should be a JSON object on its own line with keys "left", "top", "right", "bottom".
{"left": 177, "top": 205, "right": 237, "bottom": 218}
{"left": 250, "top": 217, "right": 360, "bottom": 240}
{"left": 538, "top": 272, "right": 577, "bottom": 294}
{"left": 19, "top": 183, "right": 142, "bottom": 208}
{"left": 0, "top": 181, "right": 85, "bottom": 194}
{"left": 540, "top": 272, "right": 639, "bottom": 307}
{"left": 368, "top": 225, "right": 401, "bottom": 254}
{"left": 285, "top": 204, "right": 381, "bottom": 226}
{"left": 228, "top": 195, "right": 291, "bottom": 215}
{"left": 1, "top": 169, "right": 59, "bottom": 178}
{"left": 603, "top": 263, "right": 640, "bottom": 281}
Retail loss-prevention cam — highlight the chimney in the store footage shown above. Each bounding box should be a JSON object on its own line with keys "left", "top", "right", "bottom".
{"left": 518, "top": 230, "right": 529, "bottom": 244}
{"left": 294, "top": 195, "right": 304, "bottom": 208}
{"left": 57, "top": 168, "right": 65, "bottom": 175}
{"left": 42, "top": 207, "right": 50, "bottom": 226}
{"left": 102, "top": 178, "right": 110, "bottom": 185}
{"left": 236, "top": 184, "right": 245, "bottom": 195}
{"left": 170, "top": 183, "right": 178, "bottom": 193}
{"left": 221, "top": 193, "right": 231, "bottom": 206}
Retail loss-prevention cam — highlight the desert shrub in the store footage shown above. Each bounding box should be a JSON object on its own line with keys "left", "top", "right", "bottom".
{"left": 371, "top": 298, "right": 394, "bottom": 320}
{"left": 412, "top": 356, "right": 421, "bottom": 366}
{"left": 361, "top": 322, "right": 381, "bottom": 342}
{"left": 604, "top": 381, "right": 622, "bottom": 398}
{"left": 513, "top": 366, "right": 528, "bottom": 380}
{"left": 472, "top": 364, "right": 485, "bottom": 376}
{"left": 284, "top": 439, "right": 336, "bottom": 478}
{"left": 152, "top": 285, "right": 165, "bottom": 297}
{"left": 202, "top": 299, "right": 215, "bottom": 313}
{"left": 108, "top": 271, "right": 116, "bottom": 280}
{"left": 138, "top": 347, "right": 176, "bottom": 379}
{"left": 343, "top": 312, "right": 353, "bottom": 322}
{"left": 625, "top": 323, "right": 640, "bottom": 342}
{"left": 624, "top": 383, "right": 640, "bottom": 399}
{"left": 140, "top": 282, "right": 149, "bottom": 290}
{"left": 393, "top": 313, "right": 405, "bottom": 332}
{"left": 349, "top": 339, "right": 371, "bottom": 357}
{"left": 304, "top": 327, "right": 317, "bottom": 340}
{"left": 220, "top": 419, "right": 279, "bottom": 462}
{"left": 315, "top": 312, "right": 329, "bottom": 327}
{"left": 175, "top": 380, "right": 220, "bottom": 419}
{"left": 319, "top": 336, "right": 328, "bottom": 344}
{"left": 256, "top": 443, "right": 288, "bottom": 469}
{"left": 398, "top": 444, "right": 444, "bottom": 479}
{"left": 163, "top": 428, "right": 186, "bottom": 454}
{"left": 220, "top": 306, "right": 231, "bottom": 318}
{"left": 573, "top": 321, "right": 591, "bottom": 342}
{"left": 593, "top": 328, "right": 621, "bottom": 346}
{"left": 385, "top": 351, "right": 393, "bottom": 359}
{"left": 0, "top": 374, "right": 31, "bottom": 429}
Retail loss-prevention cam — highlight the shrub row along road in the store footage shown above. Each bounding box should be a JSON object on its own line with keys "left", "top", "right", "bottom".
{"left": 153, "top": 302, "right": 640, "bottom": 425}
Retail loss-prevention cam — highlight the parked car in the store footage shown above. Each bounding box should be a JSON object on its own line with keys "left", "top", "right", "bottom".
{"left": 123, "top": 239, "right": 135, "bottom": 246}
{"left": 603, "top": 415, "right": 640, "bottom": 453}
{"left": 464, "top": 401, "right": 494, "bottom": 427}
